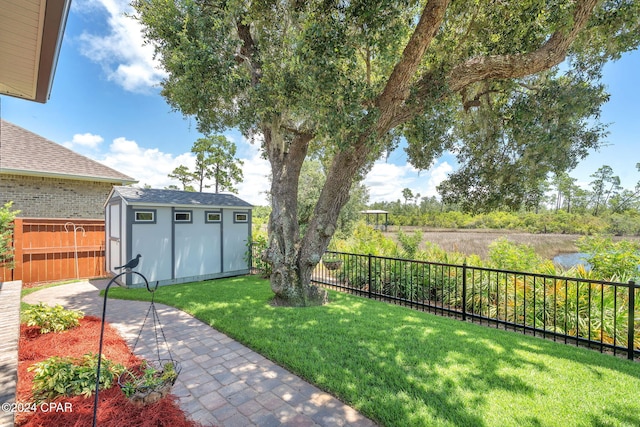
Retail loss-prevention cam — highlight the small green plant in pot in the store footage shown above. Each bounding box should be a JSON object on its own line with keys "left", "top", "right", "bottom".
{"left": 322, "top": 256, "right": 343, "bottom": 271}
{"left": 119, "top": 359, "right": 180, "bottom": 406}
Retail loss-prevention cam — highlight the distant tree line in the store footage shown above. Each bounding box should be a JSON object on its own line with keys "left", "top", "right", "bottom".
{"left": 369, "top": 163, "right": 640, "bottom": 236}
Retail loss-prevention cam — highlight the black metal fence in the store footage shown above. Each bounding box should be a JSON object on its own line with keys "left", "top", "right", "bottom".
{"left": 251, "top": 247, "right": 639, "bottom": 360}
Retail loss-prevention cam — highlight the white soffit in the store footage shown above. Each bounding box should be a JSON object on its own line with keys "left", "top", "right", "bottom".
{"left": 0, "top": 0, "right": 70, "bottom": 103}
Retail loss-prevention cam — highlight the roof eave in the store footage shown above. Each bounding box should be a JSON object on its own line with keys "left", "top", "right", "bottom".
{"left": 125, "top": 202, "right": 253, "bottom": 210}
{"left": 0, "top": 168, "right": 137, "bottom": 185}
{"left": 0, "top": 0, "right": 72, "bottom": 103}
{"left": 35, "top": 0, "right": 72, "bottom": 103}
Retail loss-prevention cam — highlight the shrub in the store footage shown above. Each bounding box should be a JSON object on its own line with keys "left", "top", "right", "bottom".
{"left": 23, "top": 303, "right": 84, "bottom": 334}
{"left": 247, "top": 231, "right": 272, "bottom": 277}
{"left": 28, "top": 353, "right": 125, "bottom": 402}
{"left": 577, "top": 236, "right": 640, "bottom": 281}
{"left": 333, "top": 221, "right": 399, "bottom": 257}
{"left": 486, "top": 238, "right": 544, "bottom": 272}
{"left": 0, "top": 201, "right": 20, "bottom": 268}
{"left": 397, "top": 229, "right": 422, "bottom": 259}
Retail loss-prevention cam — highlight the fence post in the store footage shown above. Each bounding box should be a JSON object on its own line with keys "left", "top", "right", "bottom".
{"left": 629, "top": 280, "right": 636, "bottom": 360}
{"left": 462, "top": 261, "right": 467, "bottom": 321}
{"left": 12, "top": 218, "right": 24, "bottom": 282}
{"left": 368, "top": 254, "right": 372, "bottom": 299}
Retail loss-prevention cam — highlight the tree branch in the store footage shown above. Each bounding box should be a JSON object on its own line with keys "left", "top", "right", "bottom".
{"left": 374, "top": 0, "right": 451, "bottom": 132}
{"left": 387, "top": 0, "right": 598, "bottom": 132}
{"left": 236, "top": 20, "right": 262, "bottom": 84}
{"left": 447, "top": 0, "right": 598, "bottom": 93}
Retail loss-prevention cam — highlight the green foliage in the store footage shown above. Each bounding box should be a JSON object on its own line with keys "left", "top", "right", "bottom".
{"left": 167, "top": 165, "right": 196, "bottom": 191}
{"left": 0, "top": 201, "right": 19, "bottom": 267}
{"left": 251, "top": 205, "right": 271, "bottom": 233}
{"left": 437, "top": 73, "right": 609, "bottom": 213}
{"left": 397, "top": 229, "right": 422, "bottom": 259}
{"left": 606, "top": 212, "right": 640, "bottom": 236}
{"left": 369, "top": 206, "right": 636, "bottom": 236}
{"left": 120, "top": 360, "right": 178, "bottom": 398}
{"left": 22, "top": 303, "right": 84, "bottom": 334}
{"left": 577, "top": 236, "right": 640, "bottom": 281}
{"left": 247, "top": 231, "right": 272, "bottom": 278}
{"left": 487, "top": 238, "right": 545, "bottom": 272}
{"left": 28, "top": 353, "right": 124, "bottom": 402}
{"left": 333, "top": 222, "right": 399, "bottom": 257}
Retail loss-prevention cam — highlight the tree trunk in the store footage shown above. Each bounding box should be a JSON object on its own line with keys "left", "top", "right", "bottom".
{"left": 263, "top": 126, "right": 328, "bottom": 306}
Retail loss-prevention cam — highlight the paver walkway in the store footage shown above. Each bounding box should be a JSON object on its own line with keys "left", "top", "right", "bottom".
{"left": 18, "top": 280, "right": 376, "bottom": 427}
{"left": 0, "top": 281, "right": 21, "bottom": 427}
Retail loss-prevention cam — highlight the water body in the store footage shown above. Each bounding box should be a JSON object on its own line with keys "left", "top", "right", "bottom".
{"left": 553, "top": 252, "right": 591, "bottom": 270}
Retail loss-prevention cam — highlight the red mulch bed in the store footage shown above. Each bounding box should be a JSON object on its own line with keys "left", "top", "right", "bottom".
{"left": 16, "top": 316, "right": 203, "bottom": 427}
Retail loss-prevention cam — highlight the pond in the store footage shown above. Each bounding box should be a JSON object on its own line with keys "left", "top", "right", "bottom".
{"left": 552, "top": 252, "right": 591, "bottom": 270}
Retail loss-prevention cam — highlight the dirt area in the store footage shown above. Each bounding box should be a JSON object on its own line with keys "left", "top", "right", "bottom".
{"left": 383, "top": 227, "right": 581, "bottom": 260}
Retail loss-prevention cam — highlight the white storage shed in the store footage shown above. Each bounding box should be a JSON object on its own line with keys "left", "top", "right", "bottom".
{"left": 105, "top": 186, "right": 253, "bottom": 287}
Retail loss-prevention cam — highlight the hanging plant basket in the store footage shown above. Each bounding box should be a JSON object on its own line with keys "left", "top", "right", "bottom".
{"left": 118, "top": 359, "right": 181, "bottom": 406}
{"left": 323, "top": 259, "right": 343, "bottom": 271}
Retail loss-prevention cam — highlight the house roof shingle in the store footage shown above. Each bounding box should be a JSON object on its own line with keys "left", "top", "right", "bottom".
{"left": 112, "top": 186, "right": 253, "bottom": 209}
{"left": 0, "top": 119, "right": 136, "bottom": 183}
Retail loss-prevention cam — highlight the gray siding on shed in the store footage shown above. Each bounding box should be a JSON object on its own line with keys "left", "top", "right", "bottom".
{"left": 174, "top": 209, "right": 222, "bottom": 278}
{"left": 105, "top": 187, "right": 252, "bottom": 287}
{"left": 128, "top": 206, "right": 172, "bottom": 286}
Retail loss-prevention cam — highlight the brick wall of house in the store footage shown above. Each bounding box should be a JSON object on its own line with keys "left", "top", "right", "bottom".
{"left": 0, "top": 174, "right": 114, "bottom": 218}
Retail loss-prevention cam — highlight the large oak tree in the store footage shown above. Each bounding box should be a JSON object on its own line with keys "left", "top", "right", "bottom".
{"left": 133, "top": 0, "right": 639, "bottom": 306}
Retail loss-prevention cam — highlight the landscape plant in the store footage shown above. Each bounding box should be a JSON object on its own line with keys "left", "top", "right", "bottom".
{"left": 119, "top": 359, "right": 179, "bottom": 405}
{"left": 0, "top": 201, "right": 19, "bottom": 268}
{"left": 22, "top": 303, "right": 84, "bottom": 334}
{"left": 17, "top": 314, "right": 197, "bottom": 427}
{"left": 324, "top": 230, "right": 639, "bottom": 350}
{"left": 28, "top": 353, "right": 124, "bottom": 403}
{"left": 577, "top": 236, "right": 640, "bottom": 281}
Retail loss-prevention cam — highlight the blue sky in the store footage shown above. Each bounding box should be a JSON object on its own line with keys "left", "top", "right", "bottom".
{"left": 1, "top": 0, "right": 638, "bottom": 206}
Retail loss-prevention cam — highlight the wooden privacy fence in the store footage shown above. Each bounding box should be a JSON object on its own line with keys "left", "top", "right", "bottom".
{"left": 0, "top": 218, "right": 106, "bottom": 285}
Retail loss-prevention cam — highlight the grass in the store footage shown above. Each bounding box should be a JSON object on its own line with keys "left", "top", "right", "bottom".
{"left": 107, "top": 275, "right": 640, "bottom": 427}
{"left": 382, "top": 227, "right": 640, "bottom": 260}
{"left": 383, "top": 228, "right": 581, "bottom": 259}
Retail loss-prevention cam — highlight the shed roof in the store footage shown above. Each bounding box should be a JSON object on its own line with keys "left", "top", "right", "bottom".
{"left": 111, "top": 186, "right": 253, "bottom": 209}
{"left": 0, "top": 120, "right": 136, "bottom": 184}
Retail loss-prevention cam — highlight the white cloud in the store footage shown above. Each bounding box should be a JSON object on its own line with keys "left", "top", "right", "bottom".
{"left": 99, "top": 137, "right": 193, "bottom": 188}
{"left": 86, "top": 131, "right": 452, "bottom": 207}
{"left": 90, "top": 135, "right": 271, "bottom": 205}
{"left": 63, "top": 133, "right": 104, "bottom": 150}
{"left": 234, "top": 143, "right": 271, "bottom": 206}
{"left": 76, "top": 0, "right": 166, "bottom": 93}
{"left": 364, "top": 160, "right": 454, "bottom": 203}
{"left": 364, "top": 162, "right": 414, "bottom": 202}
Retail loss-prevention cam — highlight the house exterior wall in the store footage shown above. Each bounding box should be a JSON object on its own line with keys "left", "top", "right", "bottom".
{"left": 1, "top": 174, "right": 113, "bottom": 218}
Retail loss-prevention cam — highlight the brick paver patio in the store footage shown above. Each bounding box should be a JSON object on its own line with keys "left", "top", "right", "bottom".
{"left": 15, "top": 280, "right": 376, "bottom": 427}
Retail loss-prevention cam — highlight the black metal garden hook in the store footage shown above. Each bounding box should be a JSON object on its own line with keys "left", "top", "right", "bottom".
{"left": 92, "top": 259, "right": 158, "bottom": 427}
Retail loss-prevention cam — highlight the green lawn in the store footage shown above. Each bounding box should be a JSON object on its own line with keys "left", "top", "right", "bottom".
{"left": 107, "top": 276, "right": 640, "bottom": 427}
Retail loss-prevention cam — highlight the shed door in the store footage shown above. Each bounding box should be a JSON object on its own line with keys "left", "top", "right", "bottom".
{"left": 108, "top": 203, "right": 121, "bottom": 272}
